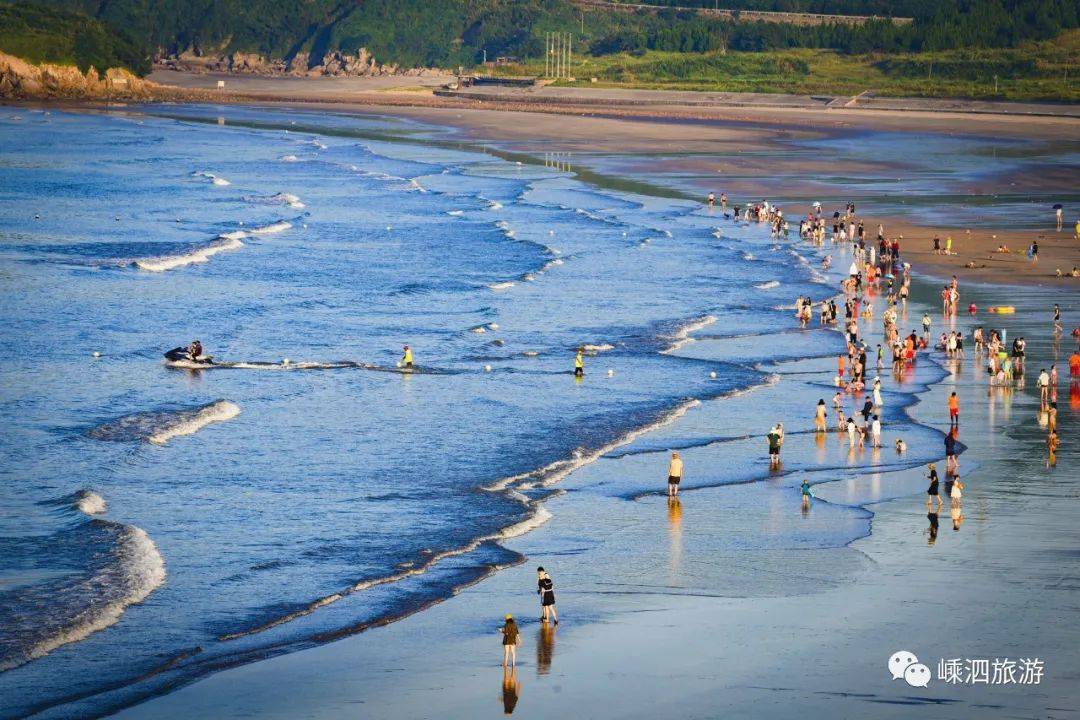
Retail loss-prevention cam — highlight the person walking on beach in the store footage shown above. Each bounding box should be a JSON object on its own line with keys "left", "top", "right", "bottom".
{"left": 536, "top": 567, "right": 558, "bottom": 625}
{"left": 1038, "top": 368, "right": 1051, "bottom": 404}
{"left": 667, "top": 451, "right": 683, "bottom": 496}
{"left": 945, "top": 428, "right": 959, "bottom": 474}
{"left": 1029, "top": 240, "right": 1039, "bottom": 263}
{"left": 922, "top": 313, "right": 931, "bottom": 340}
{"left": 574, "top": 348, "right": 584, "bottom": 377}
{"left": 950, "top": 475, "right": 964, "bottom": 506}
{"left": 926, "top": 463, "right": 942, "bottom": 509}
{"left": 815, "top": 399, "right": 827, "bottom": 432}
{"left": 500, "top": 614, "right": 520, "bottom": 667}
{"left": 948, "top": 391, "right": 960, "bottom": 427}
{"left": 767, "top": 425, "right": 783, "bottom": 467}
{"left": 1056, "top": 205, "right": 1064, "bottom": 230}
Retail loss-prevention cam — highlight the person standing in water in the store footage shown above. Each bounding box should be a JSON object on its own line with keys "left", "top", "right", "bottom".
{"left": 536, "top": 567, "right": 558, "bottom": 624}
{"left": 500, "top": 614, "right": 520, "bottom": 667}
{"left": 814, "top": 399, "right": 827, "bottom": 432}
{"left": 707, "top": 192, "right": 715, "bottom": 208}
{"left": 801, "top": 479, "right": 812, "bottom": 510}
{"left": 401, "top": 344, "right": 413, "bottom": 369}
{"left": 574, "top": 348, "right": 584, "bottom": 377}
{"left": 767, "top": 425, "right": 783, "bottom": 467}
{"left": 667, "top": 451, "right": 683, "bottom": 496}
{"left": 948, "top": 391, "right": 960, "bottom": 427}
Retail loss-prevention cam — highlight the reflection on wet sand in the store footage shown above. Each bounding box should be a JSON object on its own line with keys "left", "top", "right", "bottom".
{"left": 501, "top": 667, "right": 520, "bottom": 715}
{"left": 536, "top": 624, "right": 556, "bottom": 676}
{"left": 667, "top": 497, "right": 682, "bottom": 581}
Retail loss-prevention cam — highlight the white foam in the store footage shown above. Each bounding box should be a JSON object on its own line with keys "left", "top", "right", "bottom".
{"left": 147, "top": 400, "right": 240, "bottom": 445}
{"left": 662, "top": 315, "right": 718, "bottom": 354}
{"left": 488, "top": 281, "right": 515, "bottom": 291}
{"left": 487, "top": 200, "right": 503, "bottom": 211}
{"left": 446, "top": 210, "right": 464, "bottom": 216}
{"left": 485, "top": 398, "right": 700, "bottom": 493}
{"left": 280, "top": 154, "right": 299, "bottom": 162}
{"left": 248, "top": 221, "right": 292, "bottom": 235}
{"left": 270, "top": 193, "right": 305, "bottom": 209}
{"left": 408, "top": 179, "right": 426, "bottom": 192}
{"left": 755, "top": 280, "right": 781, "bottom": 290}
{"left": 135, "top": 236, "right": 244, "bottom": 272}
{"left": 582, "top": 343, "right": 615, "bottom": 353}
{"left": 212, "top": 177, "right": 230, "bottom": 186}
{"left": 6, "top": 522, "right": 165, "bottom": 671}
{"left": 74, "top": 490, "right": 107, "bottom": 515}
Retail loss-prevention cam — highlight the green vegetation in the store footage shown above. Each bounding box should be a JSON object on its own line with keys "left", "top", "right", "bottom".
{"left": 497, "top": 29, "right": 1080, "bottom": 101}
{"left": 0, "top": 2, "right": 150, "bottom": 74}
{"left": 1, "top": 0, "right": 1075, "bottom": 99}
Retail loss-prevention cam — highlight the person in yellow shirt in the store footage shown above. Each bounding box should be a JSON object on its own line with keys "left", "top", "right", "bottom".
{"left": 574, "top": 348, "right": 584, "bottom": 377}
{"left": 401, "top": 344, "right": 413, "bottom": 369}
{"left": 667, "top": 451, "right": 683, "bottom": 496}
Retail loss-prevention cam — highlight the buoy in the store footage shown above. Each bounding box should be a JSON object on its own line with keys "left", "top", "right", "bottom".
{"left": 239, "top": 221, "right": 244, "bottom": 226}
{"left": 710, "top": 371, "right": 717, "bottom": 379}
{"left": 607, "top": 369, "right": 614, "bottom": 377}
{"left": 92, "top": 351, "right": 101, "bottom": 358}
{"left": 485, "top": 364, "right": 492, "bottom": 372}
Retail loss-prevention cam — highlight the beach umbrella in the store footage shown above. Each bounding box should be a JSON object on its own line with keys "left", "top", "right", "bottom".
{"left": 1053, "top": 203, "right": 1063, "bottom": 209}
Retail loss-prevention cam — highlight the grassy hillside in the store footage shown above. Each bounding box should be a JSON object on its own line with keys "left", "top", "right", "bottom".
{"left": 0, "top": 2, "right": 150, "bottom": 74}
{"left": 494, "top": 29, "right": 1080, "bottom": 101}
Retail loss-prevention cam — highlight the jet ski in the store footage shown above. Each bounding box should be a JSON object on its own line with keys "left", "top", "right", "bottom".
{"left": 164, "top": 346, "right": 214, "bottom": 367}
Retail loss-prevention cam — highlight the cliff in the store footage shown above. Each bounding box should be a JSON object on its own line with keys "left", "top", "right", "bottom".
{"left": 0, "top": 51, "right": 186, "bottom": 100}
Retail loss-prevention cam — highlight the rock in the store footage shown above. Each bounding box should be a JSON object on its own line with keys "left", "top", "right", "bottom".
{"left": 0, "top": 51, "right": 165, "bottom": 100}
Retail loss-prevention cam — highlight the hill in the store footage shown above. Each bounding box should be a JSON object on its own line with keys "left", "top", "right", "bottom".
{"left": 0, "top": 2, "right": 150, "bottom": 74}
{"left": 0, "top": 0, "right": 1076, "bottom": 99}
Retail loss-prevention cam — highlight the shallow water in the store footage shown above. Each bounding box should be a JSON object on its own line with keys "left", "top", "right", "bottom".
{"left": 0, "top": 105, "right": 831, "bottom": 718}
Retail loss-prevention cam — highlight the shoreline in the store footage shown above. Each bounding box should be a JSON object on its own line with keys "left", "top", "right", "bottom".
{"left": 115, "top": 209, "right": 1079, "bottom": 719}
{"left": 32, "top": 67, "right": 1073, "bottom": 289}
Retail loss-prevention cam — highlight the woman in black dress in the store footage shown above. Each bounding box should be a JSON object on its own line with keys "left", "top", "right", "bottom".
{"left": 536, "top": 567, "right": 558, "bottom": 624}
{"left": 926, "top": 463, "right": 942, "bottom": 509}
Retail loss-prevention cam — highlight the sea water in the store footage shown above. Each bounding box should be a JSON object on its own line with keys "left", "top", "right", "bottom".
{"left": 0, "top": 105, "right": 948, "bottom": 718}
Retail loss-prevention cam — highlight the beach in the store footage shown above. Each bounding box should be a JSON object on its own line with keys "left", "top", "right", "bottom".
{"left": 1, "top": 90, "right": 1078, "bottom": 720}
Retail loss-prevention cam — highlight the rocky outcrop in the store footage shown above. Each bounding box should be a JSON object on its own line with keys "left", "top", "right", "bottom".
{"left": 0, "top": 52, "right": 162, "bottom": 99}
{"left": 157, "top": 47, "right": 451, "bottom": 78}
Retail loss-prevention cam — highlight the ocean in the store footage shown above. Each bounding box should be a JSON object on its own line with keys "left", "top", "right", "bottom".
{"left": 0, "top": 103, "right": 1064, "bottom": 719}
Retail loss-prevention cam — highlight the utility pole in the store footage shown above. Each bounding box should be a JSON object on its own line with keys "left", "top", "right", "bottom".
{"left": 568, "top": 34, "right": 572, "bottom": 80}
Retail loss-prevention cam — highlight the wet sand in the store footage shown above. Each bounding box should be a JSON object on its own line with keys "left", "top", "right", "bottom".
{"left": 117, "top": 233, "right": 1080, "bottom": 718}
